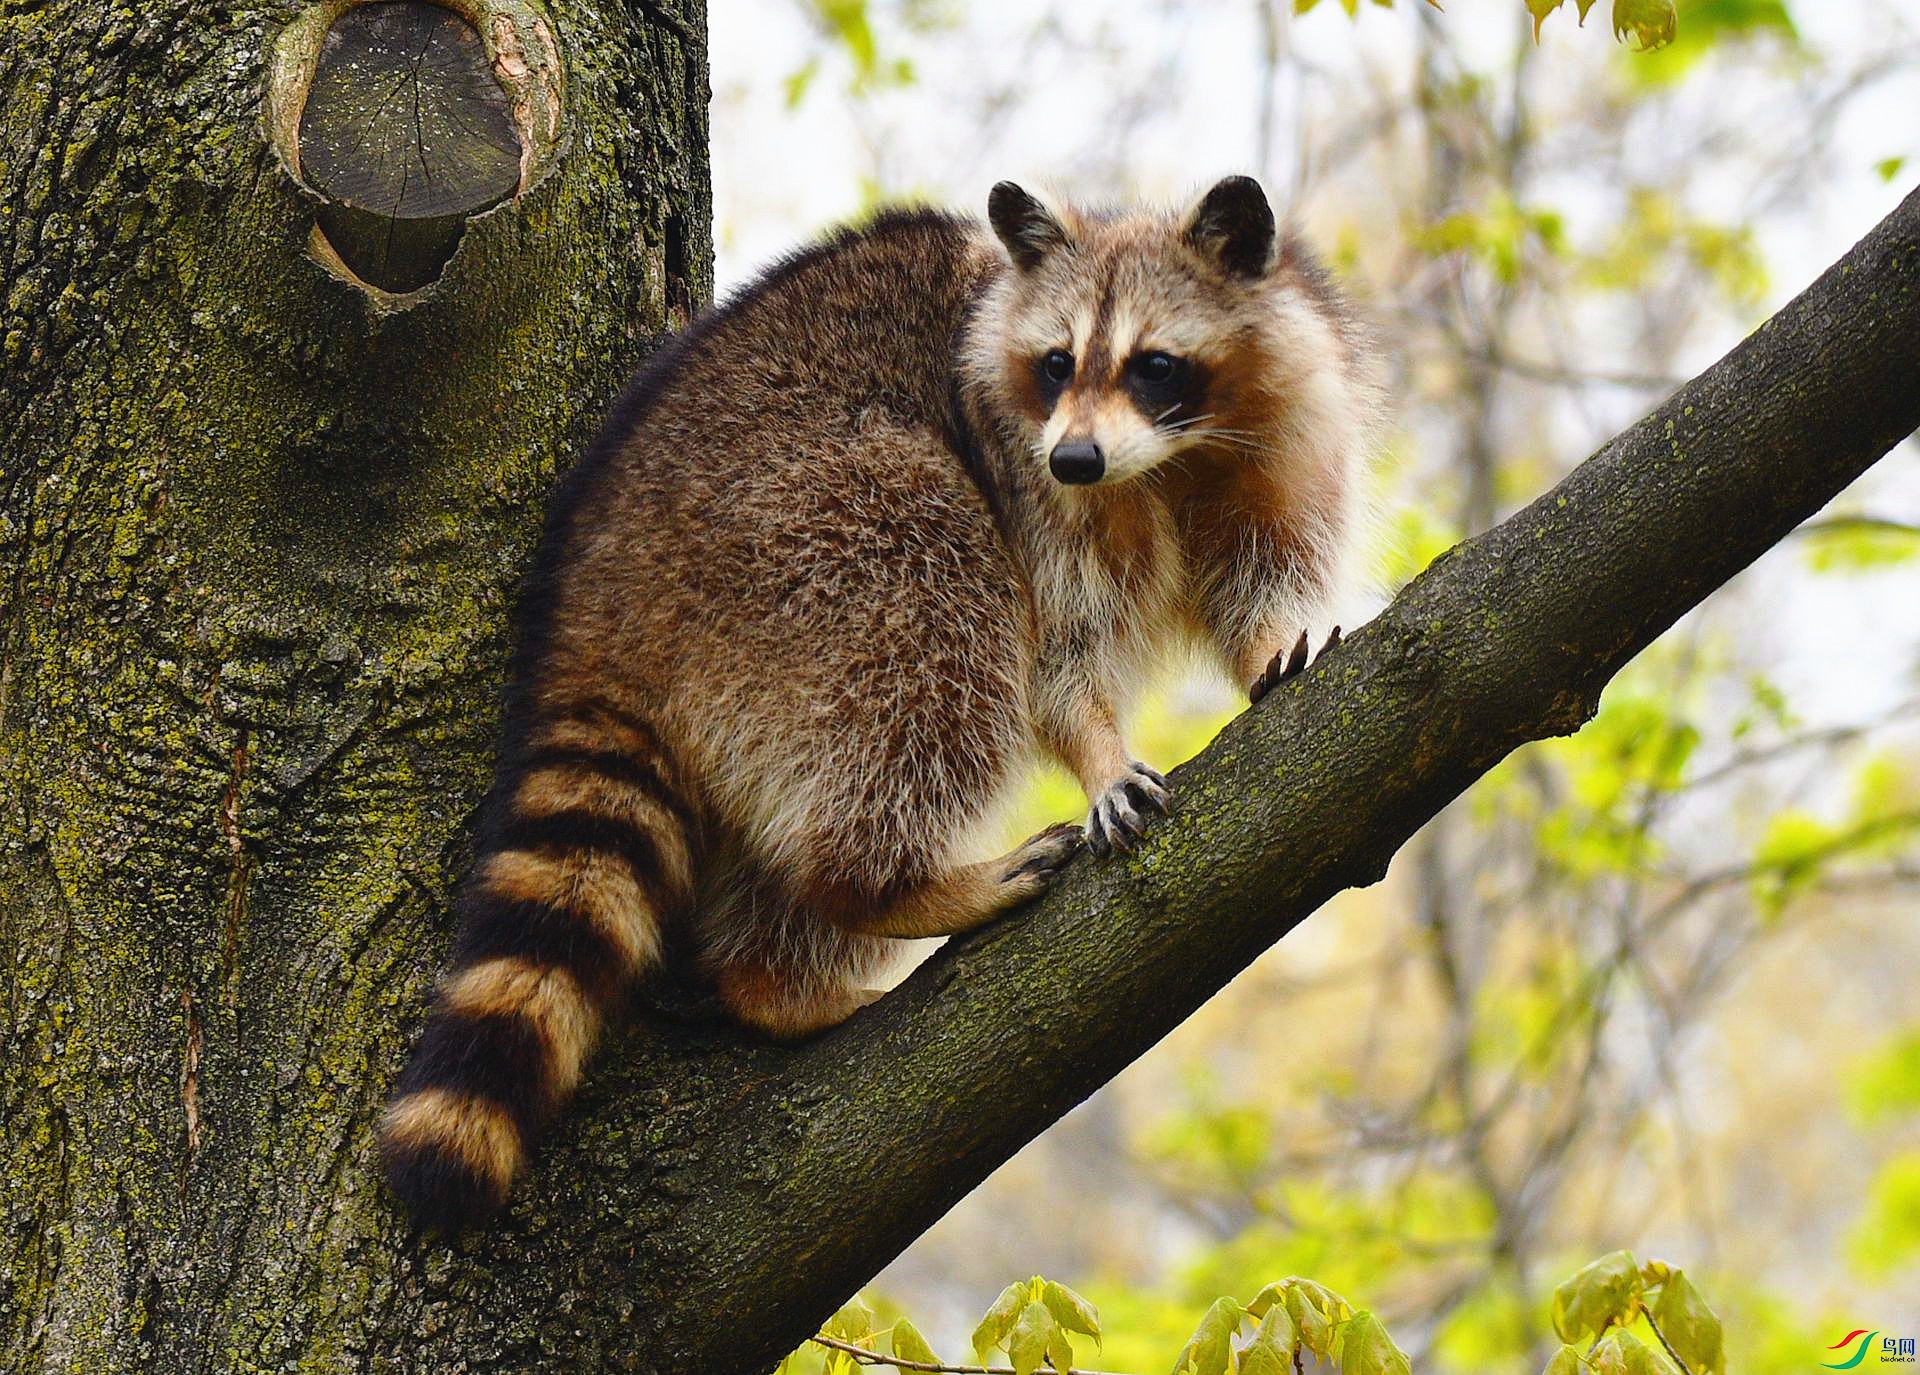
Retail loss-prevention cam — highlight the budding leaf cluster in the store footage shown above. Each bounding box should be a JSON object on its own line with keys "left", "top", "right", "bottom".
{"left": 1169, "top": 1278, "right": 1410, "bottom": 1375}
{"left": 1530, "top": 0, "right": 1679, "bottom": 48}
{"left": 797, "top": 1254, "right": 1724, "bottom": 1375}
{"left": 971, "top": 1277, "right": 1103, "bottom": 1375}
{"left": 1298, "top": 0, "right": 1679, "bottom": 51}
{"left": 1547, "top": 1252, "right": 1727, "bottom": 1375}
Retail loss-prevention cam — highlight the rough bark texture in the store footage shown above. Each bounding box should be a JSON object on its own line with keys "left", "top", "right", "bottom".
{"left": 0, "top": 0, "right": 709, "bottom": 1369}
{"left": 1, "top": 0, "right": 1916, "bottom": 1366}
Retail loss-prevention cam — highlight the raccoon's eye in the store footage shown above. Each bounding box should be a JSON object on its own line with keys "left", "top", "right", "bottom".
{"left": 1040, "top": 350, "right": 1075, "bottom": 385}
{"left": 1130, "top": 351, "right": 1183, "bottom": 386}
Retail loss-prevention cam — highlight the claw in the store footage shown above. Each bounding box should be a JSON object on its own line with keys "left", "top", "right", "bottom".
{"left": 1249, "top": 626, "right": 1343, "bottom": 704}
{"left": 1086, "top": 761, "right": 1173, "bottom": 857}
{"left": 1284, "top": 629, "right": 1310, "bottom": 677}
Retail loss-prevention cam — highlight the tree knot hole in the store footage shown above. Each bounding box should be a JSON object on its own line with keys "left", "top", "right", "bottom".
{"left": 271, "top": 0, "right": 565, "bottom": 298}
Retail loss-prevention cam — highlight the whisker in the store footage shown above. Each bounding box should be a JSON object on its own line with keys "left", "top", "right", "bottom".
{"left": 1191, "top": 433, "right": 1284, "bottom": 458}
{"left": 1148, "top": 410, "right": 1285, "bottom": 461}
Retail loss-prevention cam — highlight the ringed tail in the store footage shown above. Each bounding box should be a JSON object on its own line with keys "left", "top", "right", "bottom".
{"left": 378, "top": 700, "right": 695, "bottom": 1228}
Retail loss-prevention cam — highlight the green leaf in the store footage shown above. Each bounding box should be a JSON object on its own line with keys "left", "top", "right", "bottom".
{"left": 1285, "top": 1277, "right": 1353, "bottom": 1324}
{"left": 781, "top": 57, "right": 821, "bottom": 110}
{"left": 1751, "top": 809, "right": 1838, "bottom": 916}
{"left": 1802, "top": 519, "right": 1920, "bottom": 572}
{"left": 1848, "top": 753, "right": 1920, "bottom": 831}
{"left": 1611, "top": 0, "right": 1677, "bottom": 50}
{"left": 1275, "top": 1277, "right": 1353, "bottom": 1357}
{"left": 1878, "top": 157, "right": 1908, "bottom": 183}
{"left": 1551, "top": 1251, "right": 1644, "bottom": 1343}
{"left": 1046, "top": 1322, "right": 1075, "bottom": 1375}
{"left": 1544, "top": 1345, "right": 1592, "bottom": 1374}
{"left": 1236, "top": 1298, "right": 1297, "bottom": 1375}
{"left": 1337, "top": 1312, "right": 1413, "bottom": 1375}
{"left": 1255, "top": 1301, "right": 1298, "bottom": 1354}
{"left": 812, "top": 0, "right": 878, "bottom": 76}
{"left": 1588, "top": 1330, "right": 1675, "bottom": 1375}
{"left": 1849, "top": 1027, "right": 1920, "bottom": 1123}
{"left": 1589, "top": 1341, "right": 1629, "bottom": 1375}
{"left": 1042, "top": 1281, "right": 1102, "bottom": 1346}
{"left": 825, "top": 1298, "right": 875, "bottom": 1342}
{"left": 1241, "top": 1332, "right": 1293, "bottom": 1375}
{"left": 1671, "top": 0, "right": 1794, "bottom": 43}
{"left": 1169, "top": 1297, "right": 1243, "bottom": 1375}
{"left": 1649, "top": 1270, "right": 1724, "bottom": 1375}
{"left": 1527, "top": 0, "right": 1566, "bottom": 40}
{"left": 1245, "top": 1281, "right": 1288, "bottom": 1319}
{"left": 1286, "top": 1285, "right": 1337, "bottom": 1357}
{"left": 1008, "top": 1300, "right": 1055, "bottom": 1375}
{"left": 1293, "top": 0, "right": 1447, "bottom": 13}
{"left": 1414, "top": 194, "right": 1565, "bottom": 283}
{"left": 890, "top": 1318, "right": 940, "bottom": 1369}
{"left": 1733, "top": 671, "right": 1796, "bottom": 739}
{"left": 1850, "top": 1150, "right": 1920, "bottom": 1276}
{"left": 974, "top": 1284, "right": 1029, "bottom": 1363}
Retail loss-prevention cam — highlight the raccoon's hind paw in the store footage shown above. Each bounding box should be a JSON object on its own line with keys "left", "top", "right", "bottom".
{"left": 1001, "top": 821, "right": 1084, "bottom": 895}
{"left": 1086, "top": 762, "right": 1171, "bottom": 857}
{"left": 1248, "top": 626, "right": 1342, "bottom": 705}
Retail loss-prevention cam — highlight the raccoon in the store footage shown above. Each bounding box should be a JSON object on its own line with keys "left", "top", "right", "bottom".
{"left": 378, "top": 175, "right": 1381, "bottom": 1227}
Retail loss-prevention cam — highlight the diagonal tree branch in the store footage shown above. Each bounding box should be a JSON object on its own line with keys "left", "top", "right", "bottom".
{"left": 392, "top": 186, "right": 1920, "bottom": 1373}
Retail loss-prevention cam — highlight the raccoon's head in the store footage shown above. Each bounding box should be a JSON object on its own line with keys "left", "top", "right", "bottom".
{"left": 974, "top": 175, "right": 1319, "bottom": 489}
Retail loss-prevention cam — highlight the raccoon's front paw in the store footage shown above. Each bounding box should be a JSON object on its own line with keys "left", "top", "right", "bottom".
{"left": 1249, "top": 626, "right": 1343, "bottom": 705}
{"left": 1000, "top": 821, "right": 1084, "bottom": 899}
{"left": 1086, "top": 762, "right": 1171, "bottom": 857}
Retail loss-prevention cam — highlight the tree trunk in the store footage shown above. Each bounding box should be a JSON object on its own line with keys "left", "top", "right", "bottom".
{"left": 4, "top": 0, "right": 1918, "bottom": 1369}
{"left": 0, "top": 0, "right": 709, "bottom": 1369}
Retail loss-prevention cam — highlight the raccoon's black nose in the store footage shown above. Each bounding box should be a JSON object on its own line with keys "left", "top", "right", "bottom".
{"left": 1049, "top": 440, "right": 1105, "bottom": 485}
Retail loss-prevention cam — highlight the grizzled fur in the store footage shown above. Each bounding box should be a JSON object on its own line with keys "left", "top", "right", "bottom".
{"left": 379, "top": 176, "right": 1382, "bottom": 1227}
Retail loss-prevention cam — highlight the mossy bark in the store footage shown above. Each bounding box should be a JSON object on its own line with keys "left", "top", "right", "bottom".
{"left": 0, "top": 0, "right": 708, "bottom": 1369}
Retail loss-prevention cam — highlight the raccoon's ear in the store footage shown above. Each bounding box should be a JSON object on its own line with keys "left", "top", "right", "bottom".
{"left": 1183, "top": 176, "right": 1276, "bottom": 279}
{"left": 989, "top": 182, "right": 1072, "bottom": 272}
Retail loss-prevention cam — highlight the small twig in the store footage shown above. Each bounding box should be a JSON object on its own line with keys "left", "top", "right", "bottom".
{"left": 808, "top": 1332, "right": 1137, "bottom": 1375}
{"left": 1641, "top": 1310, "right": 1696, "bottom": 1375}
{"left": 1587, "top": 1321, "right": 1612, "bottom": 1359}
{"left": 1581, "top": 1311, "right": 1696, "bottom": 1375}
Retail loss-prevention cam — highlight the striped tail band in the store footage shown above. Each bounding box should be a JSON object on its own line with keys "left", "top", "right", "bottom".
{"left": 379, "top": 701, "right": 694, "bottom": 1228}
